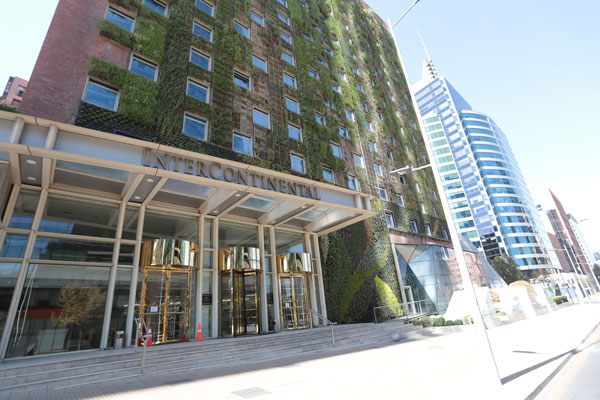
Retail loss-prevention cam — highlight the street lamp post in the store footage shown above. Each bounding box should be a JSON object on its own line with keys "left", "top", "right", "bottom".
{"left": 386, "top": 1, "right": 501, "bottom": 383}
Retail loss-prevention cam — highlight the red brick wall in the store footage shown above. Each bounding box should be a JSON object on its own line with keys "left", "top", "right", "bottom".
{"left": 20, "top": 0, "right": 111, "bottom": 123}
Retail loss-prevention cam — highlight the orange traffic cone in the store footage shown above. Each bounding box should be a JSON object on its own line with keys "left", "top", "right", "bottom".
{"left": 146, "top": 327, "right": 153, "bottom": 346}
{"left": 195, "top": 323, "right": 203, "bottom": 342}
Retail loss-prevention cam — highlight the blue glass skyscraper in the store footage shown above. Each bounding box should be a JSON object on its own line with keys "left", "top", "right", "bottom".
{"left": 413, "top": 61, "right": 554, "bottom": 271}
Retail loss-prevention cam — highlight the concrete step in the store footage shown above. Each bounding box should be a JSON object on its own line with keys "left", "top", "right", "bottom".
{"left": 0, "top": 321, "right": 431, "bottom": 394}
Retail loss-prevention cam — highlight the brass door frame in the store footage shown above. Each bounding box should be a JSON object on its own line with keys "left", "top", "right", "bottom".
{"left": 278, "top": 272, "right": 311, "bottom": 330}
{"left": 220, "top": 270, "right": 260, "bottom": 337}
{"left": 139, "top": 266, "right": 192, "bottom": 344}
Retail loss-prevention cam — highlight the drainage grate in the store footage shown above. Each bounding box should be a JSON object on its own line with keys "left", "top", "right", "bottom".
{"left": 232, "top": 387, "right": 271, "bottom": 399}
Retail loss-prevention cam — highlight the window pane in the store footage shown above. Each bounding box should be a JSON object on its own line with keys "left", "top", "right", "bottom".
{"left": 130, "top": 58, "right": 156, "bottom": 80}
{"left": 195, "top": 0, "right": 213, "bottom": 15}
{"left": 233, "top": 134, "right": 252, "bottom": 155}
{"left": 143, "top": 210, "right": 198, "bottom": 243}
{"left": 32, "top": 237, "right": 114, "bottom": 262}
{"left": 275, "top": 230, "right": 304, "bottom": 254}
{"left": 9, "top": 189, "right": 39, "bottom": 230}
{"left": 348, "top": 176, "right": 357, "bottom": 191}
{"left": 291, "top": 155, "right": 304, "bottom": 173}
{"left": 1, "top": 234, "right": 28, "bottom": 258}
{"left": 183, "top": 114, "right": 207, "bottom": 140}
{"left": 323, "top": 169, "right": 334, "bottom": 183}
{"left": 288, "top": 125, "right": 301, "bottom": 141}
{"left": 193, "top": 23, "right": 212, "bottom": 41}
{"left": 143, "top": 0, "right": 166, "bottom": 15}
{"left": 106, "top": 8, "right": 134, "bottom": 31}
{"left": 286, "top": 98, "right": 299, "bottom": 113}
{"left": 85, "top": 81, "right": 117, "bottom": 110}
{"left": 190, "top": 50, "right": 210, "bottom": 70}
{"left": 6, "top": 264, "right": 110, "bottom": 358}
{"left": 187, "top": 80, "right": 208, "bottom": 102}
{"left": 283, "top": 74, "right": 295, "bottom": 87}
{"left": 234, "top": 73, "right": 250, "bottom": 90}
{"left": 253, "top": 109, "right": 269, "bottom": 128}
{"left": 235, "top": 22, "right": 250, "bottom": 38}
{"left": 281, "top": 52, "right": 294, "bottom": 65}
{"left": 0, "top": 263, "right": 20, "bottom": 335}
{"left": 252, "top": 55, "right": 266, "bottom": 71}
{"left": 251, "top": 12, "right": 264, "bottom": 26}
{"left": 219, "top": 221, "right": 259, "bottom": 249}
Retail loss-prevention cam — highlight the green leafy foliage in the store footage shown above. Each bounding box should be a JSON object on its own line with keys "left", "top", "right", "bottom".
{"left": 489, "top": 256, "right": 525, "bottom": 284}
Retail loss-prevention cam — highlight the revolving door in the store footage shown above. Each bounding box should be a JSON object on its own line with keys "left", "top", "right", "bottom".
{"left": 277, "top": 253, "right": 312, "bottom": 330}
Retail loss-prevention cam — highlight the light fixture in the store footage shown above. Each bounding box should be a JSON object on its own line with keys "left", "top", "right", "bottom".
{"left": 134, "top": 196, "right": 141, "bottom": 200}
{"left": 26, "top": 159, "right": 37, "bottom": 165}
{"left": 146, "top": 178, "right": 154, "bottom": 183}
{"left": 26, "top": 176, "right": 36, "bottom": 181}
{"left": 235, "top": 193, "right": 241, "bottom": 197}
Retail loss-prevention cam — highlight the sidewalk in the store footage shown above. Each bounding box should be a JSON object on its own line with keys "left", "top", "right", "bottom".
{"left": 8, "top": 304, "right": 600, "bottom": 400}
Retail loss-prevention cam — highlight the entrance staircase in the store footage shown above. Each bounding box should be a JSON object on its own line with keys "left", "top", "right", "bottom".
{"left": 0, "top": 321, "right": 441, "bottom": 397}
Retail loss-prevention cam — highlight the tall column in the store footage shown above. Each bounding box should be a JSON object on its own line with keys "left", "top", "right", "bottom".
{"left": 312, "top": 234, "right": 328, "bottom": 320}
{"left": 269, "top": 227, "right": 281, "bottom": 332}
{"left": 195, "top": 215, "right": 204, "bottom": 340}
{"left": 125, "top": 205, "right": 145, "bottom": 346}
{"left": 305, "top": 233, "right": 318, "bottom": 326}
{"left": 211, "top": 218, "right": 219, "bottom": 338}
{"left": 390, "top": 240, "right": 409, "bottom": 312}
{"left": 258, "top": 225, "right": 268, "bottom": 333}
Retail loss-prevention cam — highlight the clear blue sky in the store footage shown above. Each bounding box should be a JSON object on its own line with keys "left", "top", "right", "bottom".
{"left": 1, "top": 0, "right": 599, "bottom": 258}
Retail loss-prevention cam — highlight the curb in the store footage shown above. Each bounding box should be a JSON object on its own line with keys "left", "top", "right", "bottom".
{"left": 524, "top": 319, "right": 600, "bottom": 400}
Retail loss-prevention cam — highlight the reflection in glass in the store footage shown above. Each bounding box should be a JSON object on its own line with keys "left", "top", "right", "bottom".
{"left": 31, "top": 238, "right": 114, "bottom": 263}
{"left": 275, "top": 230, "right": 304, "bottom": 254}
{"left": 7, "top": 264, "right": 109, "bottom": 358}
{"left": 219, "top": 222, "right": 258, "bottom": 249}
{"left": 107, "top": 268, "right": 131, "bottom": 348}
{"left": 1, "top": 234, "right": 28, "bottom": 258}
{"left": 0, "top": 263, "right": 20, "bottom": 334}
{"left": 8, "top": 190, "right": 39, "bottom": 230}
{"left": 143, "top": 210, "right": 198, "bottom": 243}
{"left": 203, "top": 219, "right": 213, "bottom": 248}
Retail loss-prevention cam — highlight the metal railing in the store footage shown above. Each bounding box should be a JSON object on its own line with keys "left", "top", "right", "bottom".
{"left": 308, "top": 309, "right": 336, "bottom": 345}
{"left": 134, "top": 318, "right": 152, "bottom": 373}
{"left": 404, "top": 299, "right": 437, "bottom": 316}
{"left": 373, "top": 303, "right": 405, "bottom": 324}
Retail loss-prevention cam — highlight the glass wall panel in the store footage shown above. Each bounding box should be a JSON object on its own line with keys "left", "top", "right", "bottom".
{"left": 107, "top": 268, "right": 131, "bottom": 348}
{"left": 39, "top": 195, "right": 120, "bottom": 238}
{"left": 264, "top": 256, "right": 271, "bottom": 272}
{"left": 1, "top": 234, "right": 29, "bottom": 258}
{"left": 203, "top": 219, "right": 212, "bottom": 248}
{"left": 218, "top": 221, "right": 258, "bottom": 249}
{"left": 0, "top": 263, "right": 20, "bottom": 334}
{"left": 203, "top": 251, "right": 213, "bottom": 269}
{"left": 121, "top": 207, "right": 139, "bottom": 240}
{"left": 143, "top": 210, "right": 198, "bottom": 244}
{"left": 264, "top": 229, "right": 271, "bottom": 254}
{"left": 8, "top": 190, "right": 40, "bottom": 230}
{"left": 31, "top": 238, "right": 114, "bottom": 263}
{"left": 274, "top": 230, "right": 304, "bottom": 254}
{"left": 7, "top": 264, "right": 110, "bottom": 358}
{"left": 118, "top": 244, "right": 135, "bottom": 265}
{"left": 202, "top": 270, "right": 212, "bottom": 338}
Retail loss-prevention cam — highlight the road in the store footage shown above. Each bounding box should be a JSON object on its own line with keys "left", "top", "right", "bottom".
{"left": 536, "top": 323, "right": 600, "bottom": 399}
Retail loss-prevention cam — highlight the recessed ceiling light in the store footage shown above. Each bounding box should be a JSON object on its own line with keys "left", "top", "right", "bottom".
{"left": 26, "top": 159, "right": 37, "bottom": 165}
{"left": 235, "top": 193, "right": 241, "bottom": 197}
{"left": 301, "top": 205, "right": 308, "bottom": 208}
{"left": 134, "top": 196, "right": 141, "bottom": 200}
{"left": 146, "top": 178, "right": 154, "bottom": 183}
{"left": 213, "top": 210, "right": 218, "bottom": 213}
{"left": 26, "top": 176, "right": 36, "bottom": 181}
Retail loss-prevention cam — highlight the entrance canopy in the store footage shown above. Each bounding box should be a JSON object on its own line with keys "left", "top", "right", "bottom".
{"left": 0, "top": 112, "right": 374, "bottom": 235}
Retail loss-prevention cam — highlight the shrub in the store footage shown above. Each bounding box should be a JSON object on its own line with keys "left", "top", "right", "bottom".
{"left": 420, "top": 317, "right": 433, "bottom": 328}
{"left": 552, "top": 295, "right": 568, "bottom": 305}
{"left": 432, "top": 317, "right": 445, "bottom": 327}
{"left": 454, "top": 319, "right": 464, "bottom": 325}
{"left": 444, "top": 320, "right": 455, "bottom": 326}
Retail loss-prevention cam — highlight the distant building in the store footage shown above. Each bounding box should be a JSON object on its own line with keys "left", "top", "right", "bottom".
{"left": 593, "top": 252, "right": 600, "bottom": 262}
{"left": 0, "top": 76, "right": 28, "bottom": 109}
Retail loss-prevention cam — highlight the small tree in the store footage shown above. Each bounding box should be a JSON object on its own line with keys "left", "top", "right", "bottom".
{"left": 489, "top": 256, "right": 525, "bottom": 284}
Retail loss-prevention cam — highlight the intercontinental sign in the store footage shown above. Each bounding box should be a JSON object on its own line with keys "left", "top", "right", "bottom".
{"left": 142, "top": 148, "right": 321, "bottom": 200}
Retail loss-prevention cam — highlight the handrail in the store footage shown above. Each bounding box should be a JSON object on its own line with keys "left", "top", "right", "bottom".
{"left": 373, "top": 303, "right": 405, "bottom": 324}
{"left": 134, "top": 317, "right": 152, "bottom": 373}
{"left": 308, "top": 309, "right": 336, "bottom": 345}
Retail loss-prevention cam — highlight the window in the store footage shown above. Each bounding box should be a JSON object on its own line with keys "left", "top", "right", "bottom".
{"left": 303, "top": 32, "right": 313, "bottom": 42}
{"left": 378, "top": 187, "right": 388, "bottom": 201}
{"left": 354, "top": 154, "right": 364, "bottom": 168}
{"left": 193, "top": 22, "right": 213, "bottom": 42}
{"left": 280, "top": 31, "right": 292, "bottom": 45}
{"left": 84, "top": 80, "right": 118, "bottom": 111}
{"left": 286, "top": 98, "right": 299, "bottom": 114}
{"left": 106, "top": 7, "right": 134, "bottom": 31}
{"left": 355, "top": 83, "right": 364, "bottom": 93}
{"left": 424, "top": 223, "right": 432, "bottom": 236}
{"left": 365, "top": 121, "right": 372, "bottom": 131}
{"left": 432, "top": 207, "right": 439, "bottom": 218}
{"left": 331, "top": 143, "right": 342, "bottom": 158}
{"left": 415, "top": 182, "right": 421, "bottom": 193}
{"left": 252, "top": 54, "right": 267, "bottom": 71}
{"left": 313, "top": 24, "right": 322, "bottom": 33}
{"left": 130, "top": 56, "right": 157, "bottom": 81}
{"left": 281, "top": 51, "right": 295, "bottom": 66}
{"left": 385, "top": 212, "right": 395, "bottom": 228}
{"left": 253, "top": 109, "right": 270, "bottom": 128}
{"left": 386, "top": 150, "right": 393, "bottom": 160}
{"left": 251, "top": 11, "right": 264, "bottom": 26}
{"left": 352, "top": 66, "right": 359, "bottom": 75}
{"left": 345, "top": 109, "right": 354, "bottom": 121}
{"left": 368, "top": 141, "right": 376, "bottom": 152}
{"left": 187, "top": 79, "right": 209, "bottom": 102}
{"left": 324, "top": 46, "right": 333, "bottom": 56}
{"left": 396, "top": 194, "right": 404, "bottom": 207}
{"left": 348, "top": 175, "right": 359, "bottom": 191}
{"left": 278, "top": 0, "right": 288, "bottom": 7}
{"left": 190, "top": 49, "right": 211, "bottom": 71}
{"left": 317, "top": 57, "right": 327, "bottom": 67}
{"left": 339, "top": 125, "right": 347, "bottom": 138}
{"left": 196, "top": 0, "right": 213, "bottom": 16}
{"left": 377, "top": 112, "right": 383, "bottom": 120}
{"left": 234, "top": 71, "right": 250, "bottom": 90}
{"left": 431, "top": 190, "right": 438, "bottom": 200}
{"left": 409, "top": 220, "right": 419, "bottom": 234}
{"left": 235, "top": 21, "right": 250, "bottom": 38}
{"left": 278, "top": 12, "right": 290, "bottom": 25}
{"left": 288, "top": 124, "right": 302, "bottom": 141}
{"left": 233, "top": 132, "right": 252, "bottom": 155}
{"left": 332, "top": 83, "right": 341, "bottom": 93}
{"left": 420, "top": 203, "right": 426, "bottom": 214}
{"left": 381, "top": 100, "right": 387, "bottom": 107}
{"left": 308, "top": 67, "right": 318, "bottom": 78}
{"left": 315, "top": 113, "right": 324, "bottom": 125}
{"left": 338, "top": 72, "right": 347, "bottom": 82}
{"left": 397, "top": 175, "right": 406, "bottom": 185}
{"left": 373, "top": 163, "right": 382, "bottom": 176}
{"left": 322, "top": 168, "right": 335, "bottom": 183}
{"left": 283, "top": 73, "right": 296, "bottom": 88}
{"left": 183, "top": 114, "right": 207, "bottom": 140}
{"left": 325, "top": 99, "right": 336, "bottom": 110}
{"left": 143, "top": 0, "right": 167, "bottom": 15}
{"left": 360, "top": 102, "right": 368, "bottom": 111}
{"left": 291, "top": 153, "right": 305, "bottom": 173}
{"left": 442, "top": 229, "right": 449, "bottom": 240}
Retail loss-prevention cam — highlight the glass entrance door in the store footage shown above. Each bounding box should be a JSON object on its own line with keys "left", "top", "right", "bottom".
{"left": 279, "top": 274, "right": 310, "bottom": 330}
{"left": 221, "top": 271, "right": 259, "bottom": 337}
{"left": 140, "top": 268, "right": 191, "bottom": 344}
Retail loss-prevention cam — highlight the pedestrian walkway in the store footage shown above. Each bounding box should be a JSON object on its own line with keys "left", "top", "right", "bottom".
{"left": 3, "top": 304, "right": 600, "bottom": 399}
